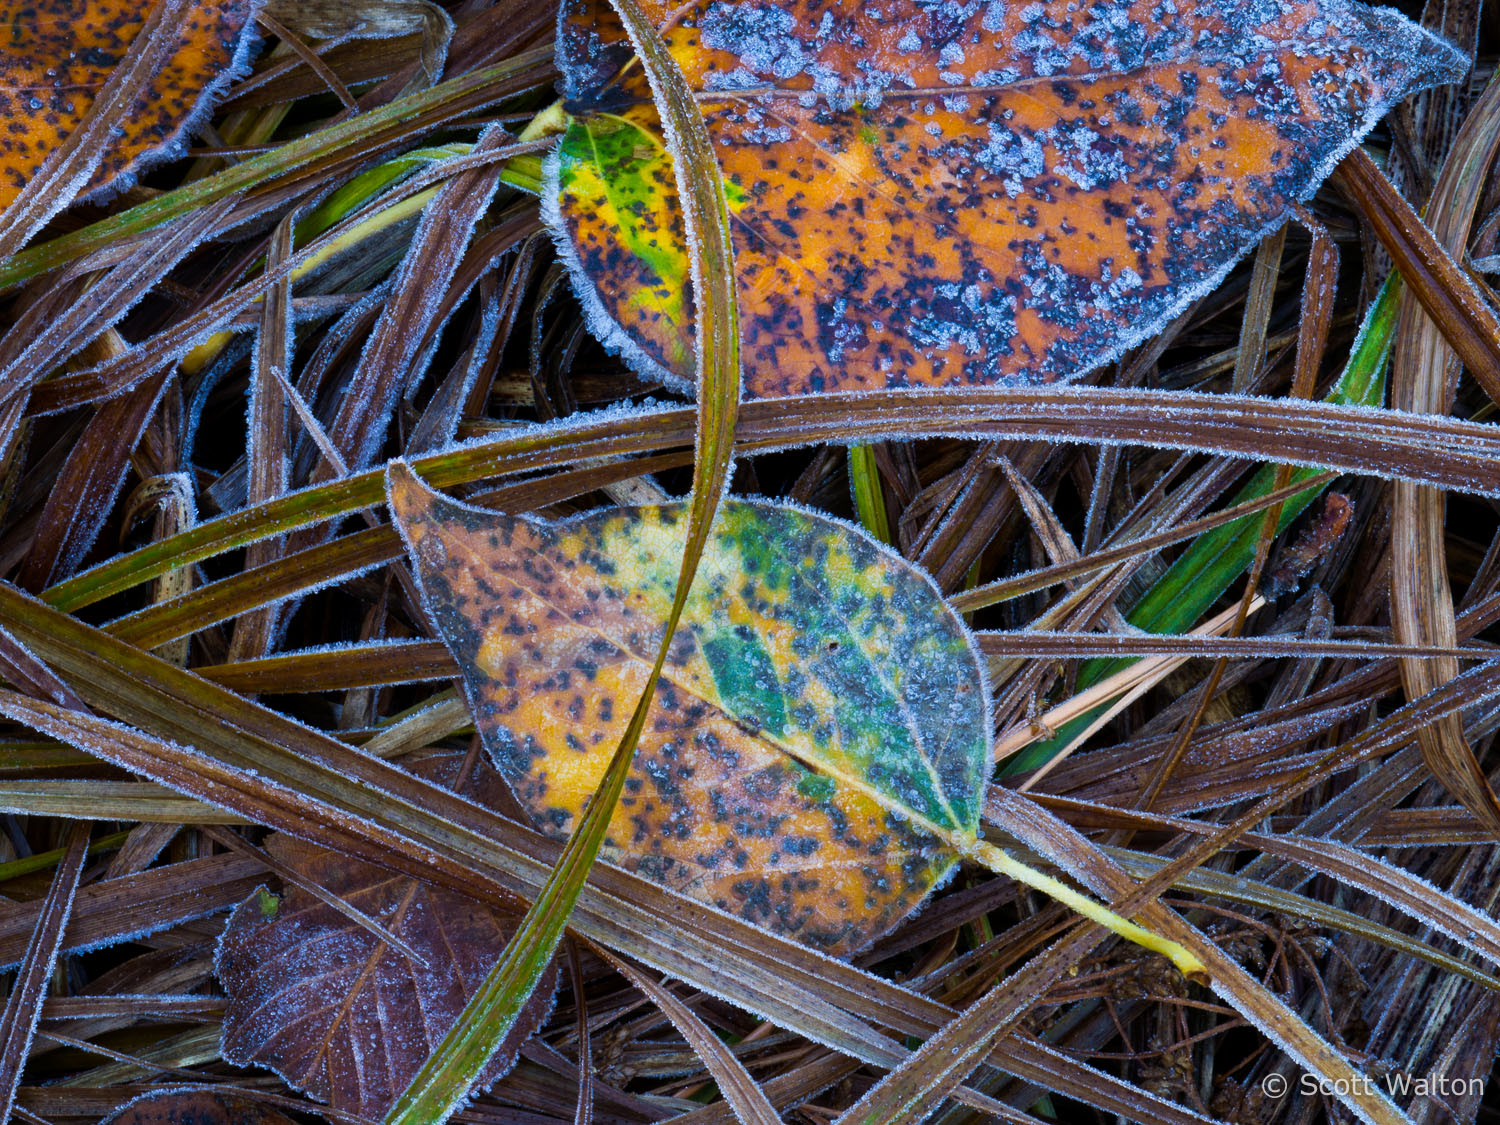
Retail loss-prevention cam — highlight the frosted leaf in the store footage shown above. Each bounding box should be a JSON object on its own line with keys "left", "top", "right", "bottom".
{"left": 216, "top": 754, "right": 557, "bottom": 1120}
{"left": 0, "top": 0, "right": 262, "bottom": 210}
{"left": 388, "top": 466, "right": 992, "bottom": 956}
{"left": 548, "top": 0, "right": 1466, "bottom": 398}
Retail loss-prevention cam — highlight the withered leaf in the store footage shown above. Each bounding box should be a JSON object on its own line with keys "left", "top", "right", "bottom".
{"left": 387, "top": 462, "right": 991, "bottom": 956}
{"left": 546, "top": 0, "right": 1466, "bottom": 397}
{"left": 215, "top": 754, "right": 557, "bottom": 1120}
{"left": 0, "top": 0, "right": 261, "bottom": 209}
{"left": 99, "top": 1089, "right": 296, "bottom": 1125}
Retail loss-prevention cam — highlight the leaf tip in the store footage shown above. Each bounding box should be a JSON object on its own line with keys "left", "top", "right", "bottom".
{"left": 385, "top": 459, "right": 434, "bottom": 533}
{"left": 386, "top": 459, "right": 455, "bottom": 579}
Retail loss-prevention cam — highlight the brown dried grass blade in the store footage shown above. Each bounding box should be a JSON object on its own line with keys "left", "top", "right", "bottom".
{"left": 595, "top": 949, "right": 781, "bottom": 1125}
{"left": 1334, "top": 145, "right": 1500, "bottom": 402}
{"left": 1387, "top": 76, "right": 1500, "bottom": 836}
{"left": 0, "top": 821, "right": 90, "bottom": 1121}
{"left": 43, "top": 387, "right": 1500, "bottom": 617}
{"left": 19, "top": 371, "right": 172, "bottom": 590}
{"left": 228, "top": 212, "right": 298, "bottom": 661}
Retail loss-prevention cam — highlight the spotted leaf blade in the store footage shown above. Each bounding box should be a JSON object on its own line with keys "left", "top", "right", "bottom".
{"left": 388, "top": 474, "right": 990, "bottom": 955}
{"left": 0, "top": 0, "right": 261, "bottom": 209}
{"left": 547, "top": 0, "right": 1466, "bottom": 398}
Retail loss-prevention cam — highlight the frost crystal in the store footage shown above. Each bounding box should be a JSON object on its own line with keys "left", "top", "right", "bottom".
{"left": 700, "top": 2, "right": 811, "bottom": 81}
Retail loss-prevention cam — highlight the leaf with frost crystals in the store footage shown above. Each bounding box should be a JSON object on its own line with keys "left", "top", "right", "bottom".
{"left": 387, "top": 463, "right": 991, "bottom": 956}
{"left": 546, "top": 0, "right": 1466, "bottom": 397}
{"left": 215, "top": 753, "right": 558, "bottom": 1120}
{"left": 0, "top": 0, "right": 261, "bottom": 209}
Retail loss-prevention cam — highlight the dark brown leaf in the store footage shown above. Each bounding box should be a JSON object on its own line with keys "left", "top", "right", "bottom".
{"left": 216, "top": 755, "right": 559, "bottom": 1120}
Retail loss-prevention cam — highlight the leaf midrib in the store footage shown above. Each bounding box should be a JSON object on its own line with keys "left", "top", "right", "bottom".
{"left": 443, "top": 516, "right": 969, "bottom": 846}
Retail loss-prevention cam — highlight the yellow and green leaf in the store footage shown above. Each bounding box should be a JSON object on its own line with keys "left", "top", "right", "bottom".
{"left": 388, "top": 472, "right": 988, "bottom": 954}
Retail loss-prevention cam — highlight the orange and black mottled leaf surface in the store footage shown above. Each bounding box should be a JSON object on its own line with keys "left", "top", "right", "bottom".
{"left": 546, "top": 0, "right": 1466, "bottom": 397}
{"left": 216, "top": 754, "right": 558, "bottom": 1120}
{"left": 387, "top": 462, "right": 990, "bottom": 956}
{"left": 99, "top": 1089, "right": 297, "bottom": 1125}
{"left": 0, "top": 0, "right": 261, "bottom": 209}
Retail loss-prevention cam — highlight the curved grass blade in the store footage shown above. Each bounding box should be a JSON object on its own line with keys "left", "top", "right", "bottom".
{"left": 381, "top": 0, "right": 742, "bottom": 1114}
{"left": 597, "top": 948, "right": 781, "bottom": 1125}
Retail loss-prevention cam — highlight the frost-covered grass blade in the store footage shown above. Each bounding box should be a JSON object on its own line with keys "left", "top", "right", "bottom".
{"left": 383, "top": 0, "right": 743, "bottom": 1115}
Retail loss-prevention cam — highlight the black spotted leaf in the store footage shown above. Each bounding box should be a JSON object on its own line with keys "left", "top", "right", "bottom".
{"left": 388, "top": 462, "right": 990, "bottom": 955}
{"left": 545, "top": 0, "right": 1465, "bottom": 397}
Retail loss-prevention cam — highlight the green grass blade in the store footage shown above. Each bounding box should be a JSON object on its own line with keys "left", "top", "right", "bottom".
{"left": 0, "top": 829, "right": 130, "bottom": 882}
{"left": 850, "top": 446, "right": 894, "bottom": 543}
{"left": 381, "top": 0, "right": 742, "bottom": 1117}
{"left": 294, "top": 144, "right": 473, "bottom": 244}
{"left": 1116, "top": 277, "right": 1397, "bottom": 646}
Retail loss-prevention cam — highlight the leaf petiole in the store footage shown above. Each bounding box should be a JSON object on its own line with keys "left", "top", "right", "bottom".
{"left": 968, "top": 839, "right": 1207, "bottom": 979}
{"left": 517, "top": 100, "right": 570, "bottom": 143}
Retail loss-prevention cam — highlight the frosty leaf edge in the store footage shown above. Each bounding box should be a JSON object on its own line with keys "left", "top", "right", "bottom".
{"left": 0, "top": 0, "right": 265, "bottom": 211}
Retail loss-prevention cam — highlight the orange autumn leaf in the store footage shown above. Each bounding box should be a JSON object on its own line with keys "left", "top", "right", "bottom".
{"left": 0, "top": 0, "right": 260, "bottom": 210}
{"left": 546, "top": 0, "right": 1466, "bottom": 398}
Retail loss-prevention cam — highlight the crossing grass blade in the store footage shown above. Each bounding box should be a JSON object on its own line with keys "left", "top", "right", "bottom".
{"left": 379, "top": 0, "right": 742, "bottom": 1116}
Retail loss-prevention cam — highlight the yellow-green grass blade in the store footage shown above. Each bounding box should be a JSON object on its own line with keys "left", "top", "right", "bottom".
{"left": 849, "top": 446, "right": 894, "bottom": 543}
{"left": 0, "top": 47, "right": 553, "bottom": 290}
